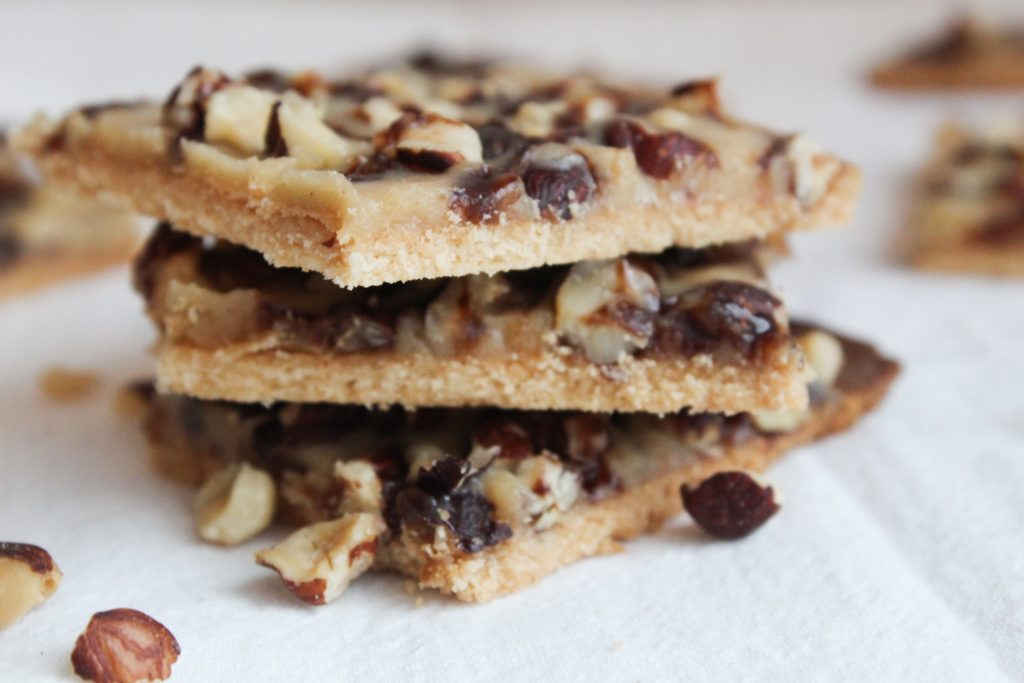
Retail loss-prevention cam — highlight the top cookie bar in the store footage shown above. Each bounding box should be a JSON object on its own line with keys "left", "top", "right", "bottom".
{"left": 18, "top": 54, "right": 859, "bottom": 287}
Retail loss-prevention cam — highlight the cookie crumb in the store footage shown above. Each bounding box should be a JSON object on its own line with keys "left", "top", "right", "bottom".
{"left": 39, "top": 367, "right": 98, "bottom": 402}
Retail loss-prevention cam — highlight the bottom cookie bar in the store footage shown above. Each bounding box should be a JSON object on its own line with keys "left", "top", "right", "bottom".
{"left": 136, "top": 324, "right": 897, "bottom": 603}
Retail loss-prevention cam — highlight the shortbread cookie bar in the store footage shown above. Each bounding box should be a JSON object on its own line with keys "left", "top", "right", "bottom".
{"left": 907, "top": 120, "right": 1024, "bottom": 276}
{"left": 872, "top": 16, "right": 1024, "bottom": 90}
{"left": 137, "top": 323, "right": 897, "bottom": 603}
{"left": 0, "top": 136, "right": 137, "bottom": 299}
{"left": 17, "top": 55, "right": 859, "bottom": 287}
{"left": 137, "top": 224, "right": 806, "bottom": 413}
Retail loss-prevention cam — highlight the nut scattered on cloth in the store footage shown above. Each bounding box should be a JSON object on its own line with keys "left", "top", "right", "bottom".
{"left": 194, "top": 463, "right": 276, "bottom": 546}
{"left": 71, "top": 608, "right": 180, "bottom": 683}
{"left": 0, "top": 542, "right": 62, "bottom": 629}
{"left": 39, "top": 367, "right": 99, "bottom": 402}
{"left": 681, "top": 471, "right": 780, "bottom": 539}
{"left": 256, "top": 513, "right": 386, "bottom": 605}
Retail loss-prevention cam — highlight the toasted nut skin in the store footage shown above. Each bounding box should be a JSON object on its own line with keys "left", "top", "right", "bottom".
{"left": 256, "top": 512, "right": 386, "bottom": 605}
{"left": 0, "top": 542, "right": 62, "bottom": 629}
{"left": 71, "top": 608, "right": 180, "bottom": 683}
{"left": 194, "top": 463, "right": 277, "bottom": 546}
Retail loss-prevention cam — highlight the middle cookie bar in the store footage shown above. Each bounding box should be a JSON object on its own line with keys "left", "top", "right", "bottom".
{"left": 137, "top": 224, "right": 808, "bottom": 414}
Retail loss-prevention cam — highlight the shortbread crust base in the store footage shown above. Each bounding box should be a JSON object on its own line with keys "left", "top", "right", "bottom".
{"left": 27, "top": 143, "right": 860, "bottom": 287}
{"left": 145, "top": 329, "right": 897, "bottom": 602}
{"left": 155, "top": 341, "right": 808, "bottom": 414}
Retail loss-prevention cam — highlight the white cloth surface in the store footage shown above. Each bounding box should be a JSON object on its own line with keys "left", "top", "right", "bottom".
{"left": 1, "top": 1, "right": 1022, "bottom": 680}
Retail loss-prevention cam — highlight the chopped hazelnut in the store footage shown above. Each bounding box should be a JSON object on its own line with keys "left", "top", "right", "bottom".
{"left": 275, "top": 93, "right": 370, "bottom": 170}
{"left": 799, "top": 330, "right": 844, "bottom": 387}
{"left": 508, "top": 100, "right": 568, "bottom": 138}
{"left": 515, "top": 455, "right": 582, "bottom": 530}
{"left": 256, "top": 513, "right": 386, "bottom": 605}
{"left": 194, "top": 463, "right": 277, "bottom": 546}
{"left": 482, "top": 456, "right": 581, "bottom": 530}
{"left": 396, "top": 115, "right": 482, "bottom": 168}
{"left": 333, "top": 460, "right": 383, "bottom": 513}
{"left": 555, "top": 258, "right": 660, "bottom": 363}
{"left": 71, "top": 608, "right": 179, "bottom": 683}
{"left": 204, "top": 85, "right": 279, "bottom": 155}
{"left": 0, "top": 543, "right": 62, "bottom": 629}
{"left": 751, "top": 408, "right": 809, "bottom": 433}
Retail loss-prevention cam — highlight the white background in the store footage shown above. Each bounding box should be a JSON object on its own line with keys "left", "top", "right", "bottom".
{"left": 1, "top": 1, "right": 1022, "bottom": 680}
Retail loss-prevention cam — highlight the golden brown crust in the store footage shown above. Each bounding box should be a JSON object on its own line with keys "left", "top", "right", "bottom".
{"left": 20, "top": 130, "right": 860, "bottom": 288}
{"left": 154, "top": 339, "right": 807, "bottom": 414}
{"left": 383, "top": 340, "right": 897, "bottom": 602}
{"left": 0, "top": 243, "right": 135, "bottom": 300}
{"left": 144, "top": 327, "right": 898, "bottom": 602}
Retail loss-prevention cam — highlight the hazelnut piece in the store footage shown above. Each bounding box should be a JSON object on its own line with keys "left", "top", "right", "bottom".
{"left": 256, "top": 513, "right": 386, "bottom": 605}
{"left": 0, "top": 542, "right": 62, "bottom": 629}
{"left": 71, "top": 609, "right": 180, "bottom": 683}
{"left": 193, "top": 463, "right": 277, "bottom": 546}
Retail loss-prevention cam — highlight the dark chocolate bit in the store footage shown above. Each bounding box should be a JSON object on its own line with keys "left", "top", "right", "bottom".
{"left": 407, "top": 50, "right": 491, "bottom": 78}
{"left": 669, "top": 79, "right": 720, "bottom": 115}
{"left": 306, "top": 312, "right": 395, "bottom": 353}
{"left": 327, "top": 80, "right": 383, "bottom": 102}
{"left": 394, "top": 147, "right": 461, "bottom": 173}
{"left": 78, "top": 100, "right": 147, "bottom": 119}
{"left": 475, "top": 121, "right": 529, "bottom": 162}
{"left": 449, "top": 167, "right": 522, "bottom": 223}
{"left": 681, "top": 471, "right": 779, "bottom": 539}
{"left": 264, "top": 101, "right": 288, "bottom": 158}
{"left": 244, "top": 69, "right": 293, "bottom": 92}
{"left": 347, "top": 152, "right": 399, "bottom": 181}
{"left": 389, "top": 456, "right": 512, "bottom": 553}
{"left": 909, "top": 18, "right": 983, "bottom": 62}
{"left": 653, "top": 281, "right": 784, "bottom": 360}
{"left": 131, "top": 223, "right": 199, "bottom": 298}
{"left": 162, "top": 66, "right": 232, "bottom": 145}
{"left": 758, "top": 135, "right": 792, "bottom": 171}
{"left": 973, "top": 207, "right": 1024, "bottom": 246}
{"left": 519, "top": 151, "right": 596, "bottom": 220}
{"left": 0, "top": 542, "right": 56, "bottom": 574}
{"left": 0, "top": 233, "right": 22, "bottom": 270}
{"left": 474, "top": 418, "right": 534, "bottom": 460}
{"left": 604, "top": 118, "right": 716, "bottom": 179}
{"left": 586, "top": 300, "right": 657, "bottom": 341}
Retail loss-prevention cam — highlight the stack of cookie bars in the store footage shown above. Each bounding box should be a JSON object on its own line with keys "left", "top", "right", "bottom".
{"left": 17, "top": 55, "right": 897, "bottom": 603}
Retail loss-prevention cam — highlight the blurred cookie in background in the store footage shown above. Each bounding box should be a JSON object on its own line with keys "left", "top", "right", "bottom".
{"left": 905, "top": 118, "right": 1024, "bottom": 276}
{"left": 0, "top": 132, "right": 140, "bottom": 300}
{"left": 872, "top": 15, "right": 1024, "bottom": 90}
